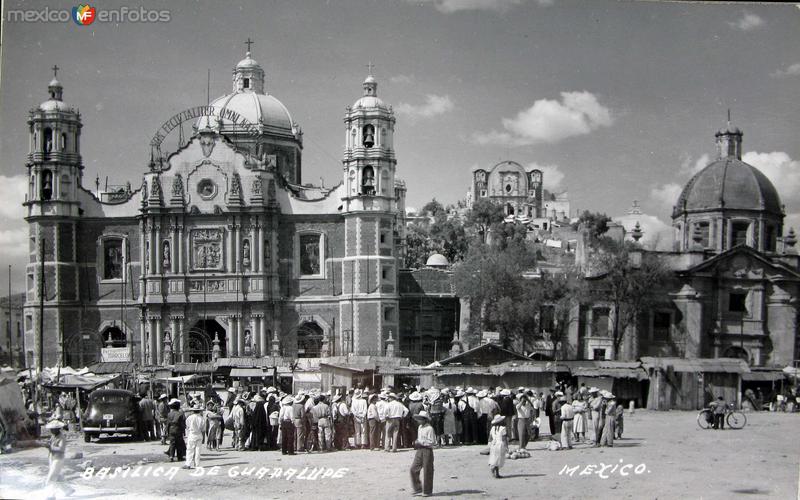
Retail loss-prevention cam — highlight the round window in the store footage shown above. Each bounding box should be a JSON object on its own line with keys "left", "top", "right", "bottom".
{"left": 197, "top": 179, "right": 217, "bottom": 200}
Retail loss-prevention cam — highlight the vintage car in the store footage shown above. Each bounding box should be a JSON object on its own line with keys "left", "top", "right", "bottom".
{"left": 82, "top": 389, "right": 139, "bottom": 442}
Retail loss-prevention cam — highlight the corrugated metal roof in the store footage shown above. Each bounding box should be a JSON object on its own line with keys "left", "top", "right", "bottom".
{"left": 639, "top": 357, "right": 750, "bottom": 374}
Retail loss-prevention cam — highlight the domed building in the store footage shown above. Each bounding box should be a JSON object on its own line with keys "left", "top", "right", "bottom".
{"left": 673, "top": 125, "right": 784, "bottom": 253}
{"left": 575, "top": 121, "right": 799, "bottom": 374}
{"left": 22, "top": 47, "right": 459, "bottom": 384}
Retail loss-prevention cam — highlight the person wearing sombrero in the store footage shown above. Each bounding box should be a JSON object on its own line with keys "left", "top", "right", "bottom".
{"left": 166, "top": 398, "right": 186, "bottom": 462}
{"left": 410, "top": 411, "right": 435, "bottom": 496}
{"left": 351, "top": 388, "right": 368, "bottom": 449}
{"left": 45, "top": 420, "right": 67, "bottom": 487}
{"left": 588, "top": 387, "right": 603, "bottom": 445}
{"left": 183, "top": 404, "right": 205, "bottom": 469}
{"left": 278, "top": 395, "right": 296, "bottom": 455}
{"left": 599, "top": 392, "right": 617, "bottom": 447}
{"left": 156, "top": 394, "right": 170, "bottom": 445}
{"left": 367, "top": 393, "right": 381, "bottom": 451}
{"left": 488, "top": 414, "right": 508, "bottom": 478}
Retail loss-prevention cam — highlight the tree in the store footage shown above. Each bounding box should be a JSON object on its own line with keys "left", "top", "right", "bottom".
{"left": 587, "top": 240, "right": 670, "bottom": 359}
{"left": 453, "top": 238, "right": 536, "bottom": 348}
{"left": 421, "top": 198, "right": 445, "bottom": 217}
{"left": 572, "top": 210, "right": 612, "bottom": 241}
{"left": 467, "top": 199, "right": 505, "bottom": 243}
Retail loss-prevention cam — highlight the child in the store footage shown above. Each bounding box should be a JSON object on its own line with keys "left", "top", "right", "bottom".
{"left": 410, "top": 411, "right": 435, "bottom": 496}
{"left": 488, "top": 414, "right": 508, "bottom": 478}
{"left": 614, "top": 401, "right": 624, "bottom": 439}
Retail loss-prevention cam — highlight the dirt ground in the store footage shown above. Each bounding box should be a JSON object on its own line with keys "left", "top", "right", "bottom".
{"left": 1, "top": 410, "right": 798, "bottom": 500}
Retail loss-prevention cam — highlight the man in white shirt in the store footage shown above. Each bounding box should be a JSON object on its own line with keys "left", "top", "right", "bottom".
{"left": 376, "top": 393, "right": 389, "bottom": 449}
{"left": 183, "top": 405, "right": 205, "bottom": 469}
{"left": 384, "top": 393, "right": 409, "bottom": 452}
{"left": 278, "top": 396, "right": 296, "bottom": 455}
{"left": 230, "top": 399, "right": 245, "bottom": 450}
{"left": 350, "top": 389, "right": 368, "bottom": 449}
{"left": 410, "top": 411, "right": 435, "bottom": 496}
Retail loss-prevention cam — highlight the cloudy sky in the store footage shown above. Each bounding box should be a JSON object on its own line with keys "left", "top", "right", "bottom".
{"left": 0, "top": 0, "right": 798, "bottom": 290}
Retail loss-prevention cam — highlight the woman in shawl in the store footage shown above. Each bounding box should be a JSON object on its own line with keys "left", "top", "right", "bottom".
{"left": 249, "top": 394, "right": 267, "bottom": 451}
{"left": 488, "top": 414, "right": 508, "bottom": 478}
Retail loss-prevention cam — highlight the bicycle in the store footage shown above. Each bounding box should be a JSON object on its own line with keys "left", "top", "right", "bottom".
{"left": 697, "top": 403, "right": 747, "bottom": 430}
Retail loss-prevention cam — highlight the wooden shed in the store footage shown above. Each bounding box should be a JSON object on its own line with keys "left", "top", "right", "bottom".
{"left": 640, "top": 357, "right": 749, "bottom": 410}
{"left": 564, "top": 361, "right": 650, "bottom": 408}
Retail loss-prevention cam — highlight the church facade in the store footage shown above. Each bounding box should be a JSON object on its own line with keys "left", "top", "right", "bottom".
{"left": 23, "top": 50, "right": 418, "bottom": 371}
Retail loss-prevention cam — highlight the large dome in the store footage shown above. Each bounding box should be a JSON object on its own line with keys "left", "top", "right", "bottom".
{"left": 196, "top": 91, "right": 297, "bottom": 136}
{"left": 674, "top": 157, "right": 782, "bottom": 217}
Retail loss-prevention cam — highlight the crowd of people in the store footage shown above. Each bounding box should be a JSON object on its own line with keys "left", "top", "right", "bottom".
{"left": 149, "top": 382, "right": 625, "bottom": 473}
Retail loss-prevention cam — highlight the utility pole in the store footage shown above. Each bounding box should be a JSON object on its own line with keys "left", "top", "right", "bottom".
{"left": 7, "top": 265, "right": 12, "bottom": 368}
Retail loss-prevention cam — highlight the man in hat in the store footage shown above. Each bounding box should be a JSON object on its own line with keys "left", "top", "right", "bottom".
{"left": 460, "top": 388, "right": 478, "bottom": 445}
{"left": 351, "top": 389, "right": 368, "bottom": 449}
{"left": 310, "top": 395, "right": 332, "bottom": 451}
{"left": 249, "top": 394, "right": 267, "bottom": 451}
{"left": 478, "top": 390, "right": 499, "bottom": 445}
{"left": 231, "top": 398, "right": 246, "bottom": 450}
{"left": 544, "top": 388, "right": 555, "bottom": 438}
{"left": 156, "top": 394, "right": 169, "bottom": 445}
{"left": 45, "top": 420, "right": 67, "bottom": 487}
{"left": 498, "top": 389, "right": 515, "bottom": 442}
{"left": 139, "top": 393, "right": 157, "bottom": 442}
{"left": 166, "top": 399, "right": 186, "bottom": 462}
{"left": 552, "top": 391, "right": 564, "bottom": 438}
{"left": 407, "top": 391, "right": 424, "bottom": 445}
{"left": 279, "top": 396, "right": 296, "bottom": 455}
{"left": 331, "top": 393, "right": 350, "bottom": 450}
{"left": 384, "top": 393, "right": 408, "bottom": 452}
{"left": 588, "top": 388, "right": 603, "bottom": 445}
{"left": 410, "top": 411, "right": 435, "bottom": 497}
{"left": 183, "top": 404, "right": 205, "bottom": 469}
{"left": 367, "top": 394, "right": 382, "bottom": 451}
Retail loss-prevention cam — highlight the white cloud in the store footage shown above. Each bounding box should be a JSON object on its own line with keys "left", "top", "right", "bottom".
{"left": 526, "top": 162, "right": 564, "bottom": 190}
{"left": 0, "top": 226, "right": 29, "bottom": 260}
{"left": 650, "top": 182, "right": 683, "bottom": 211}
{"left": 614, "top": 213, "right": 673, "bottom": 251}
{"left": 0, "top": 175, "right": 28, "bottom": 219}
{"left": 396, "top": 94, "right": 455, "bottom": 119}
{"left": 771, "top": 63, "right": 800, "bottom": 78}
{"left": 679, "top": 153, "right": 710, "bottom": 176}
{"left": 743, "top": 151, "right": 800, "bottom": 210}
{"left": 473, "top": 91, "right": 613, "bottom": 146}
{"left": 389, "top": 74, "right": 415, "bottom": 84}
{"left": 409, "top": 0, "right": 551, "bottom": 14}
{"left": 728, "top": 11, "right": 765, "bottom": 31}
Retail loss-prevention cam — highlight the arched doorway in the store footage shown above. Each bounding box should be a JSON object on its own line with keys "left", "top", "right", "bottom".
{"left": 185, "top": 319, "right": 227, "bottom": 363}
{"left": 296, "top": 322, "right": 324, "bottom": 358}
{"left": 101, "top": 326, "right": 127, "bottom": 348}
{"left": 723, "top": 345, "right": 750, "bottom": 364}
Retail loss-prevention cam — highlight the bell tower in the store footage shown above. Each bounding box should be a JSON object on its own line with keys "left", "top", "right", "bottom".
{"left": 24, "top": 67, "right": 83, "bottom": 368}
{"left": 340, "top": 67, "right": 401, "bottom": 357}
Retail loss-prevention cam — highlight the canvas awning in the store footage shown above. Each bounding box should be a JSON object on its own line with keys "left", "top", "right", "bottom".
{"left": 293, "top": 372, "right": 322, "bottom": 383}
{"left": 230, "top": 368, "right": 272, "bottom": 378}
{"left": 742, "top": 371, "right": 786, "bottom": 382}
{"left": 44, "top": 373, "right": 120, "bottom": 390}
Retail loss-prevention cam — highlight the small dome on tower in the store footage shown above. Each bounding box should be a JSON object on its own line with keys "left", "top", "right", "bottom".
{"left": 236, "top": 51, "right": 260, "bottom": 69}
{"left": 426, "top": 253, "right": 449, "bottom": 268}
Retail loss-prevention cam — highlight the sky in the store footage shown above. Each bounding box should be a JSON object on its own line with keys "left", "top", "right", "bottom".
{"left": 0, "top": 0, "right": 798, "bottom": 291}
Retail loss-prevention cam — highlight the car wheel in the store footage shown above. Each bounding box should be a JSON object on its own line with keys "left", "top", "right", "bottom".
{"left": 84, "top": 432, "right": 92, "bottom": 443}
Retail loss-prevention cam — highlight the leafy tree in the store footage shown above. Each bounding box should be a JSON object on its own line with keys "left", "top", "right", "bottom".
{"left": 587, "top": 240, "right": 670, "bottom": 359}
{"left": 421, "top": 198, "right": 445, "bottom": 217}
{"left": 467, "top": 199, "right": 505, "bottom": 243}
{"left": 453, "top": 239, "right": 536, "bottom": 347}
{"left": 572, "top": 210, "right": 612, "bottom": 241}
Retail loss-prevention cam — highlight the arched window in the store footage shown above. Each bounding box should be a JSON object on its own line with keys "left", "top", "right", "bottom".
{"left": 363, "top": 124, "right": 375, "bottom": 148}
{"left": 296, "top": 322, "right": 323, "bottom": 358}
{"left": 60, "top": 174, "right": 71, "bottom": 200}
{"left": 243, "top": 78, "right": 250, "bottom": 89}
{"left": 102, "top": 326, "right": 127, "bottom": 348}
{"left": 380, "top": 169, "right": 390, "bottom": 195}
{"left": 41, "top": 170, "right": 53, "bottom": 200}
{"left": 61, "top": 132, "right": 68, "bottom": 152}
{"left": 361, "top": 165, "right": 375, "bottom": 195}
{"left": 43, "top": 128, "right": 53, "bottom": 153}
{"left": 102, "top": 238, "right": 124, "bottom": 280}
